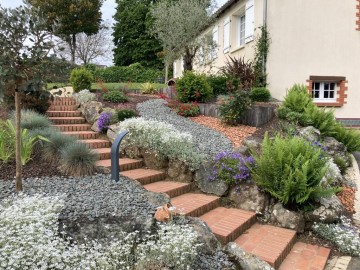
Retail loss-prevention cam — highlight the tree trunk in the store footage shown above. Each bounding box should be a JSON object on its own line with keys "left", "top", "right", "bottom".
{"left": 15, "top": 89, "right": 22, "bottom": 192}
{"left": 71, "top": 33, "right": 77, "bottom": 64}
{"left": 183, "top": 48, "right": 193, "bottom": 71}
{"left": 165, "top": 62, "right": 169, "bottom": 82}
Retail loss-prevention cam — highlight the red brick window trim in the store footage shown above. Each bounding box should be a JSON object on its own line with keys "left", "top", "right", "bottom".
{"left": 307, "top": 77, "right": 348, "bottom": 107}
{"left": 357, "top": 0, "right": 360, "bottom": 30}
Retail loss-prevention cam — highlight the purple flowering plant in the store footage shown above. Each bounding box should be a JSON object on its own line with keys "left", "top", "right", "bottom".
{"left": 209, "top": 151, "right": 255, "bottom": 190}
{"left": 98, "top": 112, "right": 113, "bottom": 133}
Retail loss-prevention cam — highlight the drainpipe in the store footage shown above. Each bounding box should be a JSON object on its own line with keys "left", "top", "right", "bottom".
{"left": 262, "top": 0, "right": 268, "bottom": 82}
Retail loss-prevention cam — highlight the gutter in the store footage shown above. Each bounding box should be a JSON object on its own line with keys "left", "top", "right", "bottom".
{"left": 262, "top": 0, "right": 268, "bottom": 78}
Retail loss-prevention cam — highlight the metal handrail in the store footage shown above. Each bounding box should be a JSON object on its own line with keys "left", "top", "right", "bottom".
{"left": 111, "top": 131, "right": 129, "bottom": 182}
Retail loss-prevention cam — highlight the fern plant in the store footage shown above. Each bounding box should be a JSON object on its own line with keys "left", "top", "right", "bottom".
{"left": 333, "top": 124, "right": 360, "bottom": 152}
{"left": 282, "top": 84, "right": 314, "bottom": 113}
{"left": 0, "top": 120, "right": 15, "bottom": 163}
{"left": 250, "top": 133, "right": 337, "bottom": 209}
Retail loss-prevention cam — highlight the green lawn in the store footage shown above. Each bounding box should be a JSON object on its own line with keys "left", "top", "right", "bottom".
{"left": 47, "top": 82, "right": 165, "bottom": 91}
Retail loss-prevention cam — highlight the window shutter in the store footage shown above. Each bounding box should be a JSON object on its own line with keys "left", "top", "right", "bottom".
{"left": 180, "top": 57, "right": 184, "bottom": 76}
{"left": 245, "top": 0, "right": 255, "bottom": 43}
{"left": 173, "top": 61, "right": 177, "bottom": 78}
{"left": 212, "top": 26, "right": 219, "bottom": 58}
{"left": 223, "top": 17, "right": 230, "bottom": 53}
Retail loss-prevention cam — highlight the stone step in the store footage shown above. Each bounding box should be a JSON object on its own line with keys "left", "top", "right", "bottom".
{"left": 46, "top": 111, "right": 81, "bottom": 117}
{"left": 144, "top": 181, "right": 191, "bottom": 198}
{"left": 52, "top": 124, "right": 91, "bottom": 132}
{"left": 63, "top": 131, "right": 99, "bottom": 140}
{"left": 49, "top": 105, "right": 78, "bottom": 111}
{"left": 93, "top": 148, "right": 111, "bottom": 160}
{"left": 96, "top": 158, "right": 143, "bottom": 171}
{"left": 279, "top": 242, "right": 330, "bottom": 270}
{"left": 171, "top": 193, "right": 220, "bottom": 217}
{"left": 79, "top": 139, "right": 111, "bottom": 149}
{"left": 200, "top": 207, "right": 257, "bottom": 244}
{"left": 120, "top": 168, "right": 166, "bottom": 185}
{"left": 51, "top": 100, "right": 77, "bottom": 106}
{"left": 235, "top": 223, "right": 297, "bottom": 269}
{"left": 49, "top": 117, "right": 86, "bottom": 125}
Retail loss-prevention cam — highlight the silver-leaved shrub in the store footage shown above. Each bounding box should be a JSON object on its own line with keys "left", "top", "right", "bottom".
{"left": 0, "top": 194, "right": 201, "bottom": 270}
{"left": 72, "top": 89, "right": 96, "bottom": 104}
{"left": 119, "top": 117, "right": 204, "bottom": 170}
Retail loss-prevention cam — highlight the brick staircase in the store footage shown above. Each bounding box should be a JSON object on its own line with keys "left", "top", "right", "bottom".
{"left": 47, "top": 97, "right": 331, "bottom": 270}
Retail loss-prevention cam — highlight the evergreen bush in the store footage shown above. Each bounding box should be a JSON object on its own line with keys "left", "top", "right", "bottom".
{"left": 250, "top": 87, "right": 271, "bottom": 102}
{"left": 176, "top": 71, "right": 213, "bottom": 103}
{"left": 117, "top": 109, "right": 137, "bottom": 122}
{"left": 70, "top": 68, "right": 93, "bottom": 93}
{"left": 102, "top": 91, "right": 128, "bottom": 103}
{"left": 219, "top": 90, "right": 252, "bottom": 125}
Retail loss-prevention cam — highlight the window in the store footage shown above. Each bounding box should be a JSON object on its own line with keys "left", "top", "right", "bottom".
{"left": 312, "top": 82, "right": 336, "bottom": 101}
{"left": 223, "top": 17, "right": 230, "bottom": 53}
{"left": 211, "top": 26, "right": 219, "bottom": 60}
{"left": 237, "top": 15, "right": 246, "bottom": 47}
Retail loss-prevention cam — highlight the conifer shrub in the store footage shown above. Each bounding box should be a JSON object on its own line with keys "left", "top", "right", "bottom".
{"left": 70, "top": 68, "right": 93, "bottom": 93}
{"left": 250, "top": 133, "right": 337, "bottom": 209}
{"left": 59, "top": 142, "right": 98, "bottom": 176}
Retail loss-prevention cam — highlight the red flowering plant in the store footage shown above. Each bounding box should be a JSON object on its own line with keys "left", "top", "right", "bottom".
{"left": 173, "top": 102, "right": 200, "bottom": 117}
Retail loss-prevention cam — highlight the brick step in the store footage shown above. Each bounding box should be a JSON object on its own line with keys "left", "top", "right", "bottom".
{"left": 53, "top": 97, "right": 75, "bottom": 102}
{"left": 51, "top": 124, "right": 91, "bottom": 132}
{"left": 200, "top": 207, "right": 256, "bottom": 244}
{"left": 120, "top": 168, "right": 166, "bottom": 185}
{"left": 235, "top": 223, "right": 297, "bottom": 269}
{"left": 96, "top": 158, "right": 143, "bottom": 171}
{"left": 49, "top": 105, "right": 78, "bottom": 111}
{"left": 144, "top": 181, "right": 191, "bottom": 198}
{"left": 51, "top": 100, "right": 77, "bottom": 106}
{"left": 279, "top": 242, "right": 330, "bottom": 270}
{"left": 46, "top": 111, "right": 81, "bottom": 117}
{"left": 79, "top": 139, "right": 111, "bottom": 149}
{"left": 93, "top": 148, "right": 111, "bottom": 160}
{"left": 49, "top": 117, "right": 86, "bottom": 125}
{"left": 63, "top": 131, "right": 99, "bottom": 140}
{"left": 171, "top": 193, "right": 220, "bottom": 217}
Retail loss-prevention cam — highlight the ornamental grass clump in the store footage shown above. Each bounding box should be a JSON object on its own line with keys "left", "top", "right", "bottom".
{"left": 119, "top": 117, "right": 204, "bottom": 170}
{"left": 250, "top": 133, "right": 337, "bottom": 209}
{"left": 209, "top": 151, "right": 255, "bottom": 191}
{"left": 313, "top": 216, "right": 360, "bottom": 256}
{"left": 11, "top": 109, "right": 51, "bottom": 130}
{"left": 59, "top": 142, "right": 98, "bottom": 176}
{"left": 98, "top": 111, "right": 113, "bottom": 133}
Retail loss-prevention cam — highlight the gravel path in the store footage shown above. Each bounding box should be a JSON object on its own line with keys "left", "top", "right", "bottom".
{"left": 137, "top": 99, "right": 233, "bottom": 159}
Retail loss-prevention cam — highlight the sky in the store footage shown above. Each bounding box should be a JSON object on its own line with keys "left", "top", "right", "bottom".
{"left": 1, "top": 0, "right": 229, "bottom": 64}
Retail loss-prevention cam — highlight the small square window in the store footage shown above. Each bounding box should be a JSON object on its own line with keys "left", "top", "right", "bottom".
{"left": 312, "top": 81, "right": 337, "bottom": 102}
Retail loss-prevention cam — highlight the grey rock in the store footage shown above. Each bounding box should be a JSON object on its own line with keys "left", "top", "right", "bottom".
{"left": 229, "top": 185, "right": 269, "bottom": 214}
{"left": 80, "top": 101, "right": 103, "bottom": 124}
{"left": 107, "top": 122, "right": 121, "bottom": 143}
{"left": 91, "top": 120, "right": 100, "bottom": 132}
{"left": 323, "top": 158, "right": 344, "bottom": 187}
{"left": 142, "top": 149, "right": 168, "bottom": 169}
{"left": 269, "top": 202, "right": 305, "bottom": 233}
{"left": 242, "top": 136, "right": 262, "bottom": 150}
{"left": 305, "top": 195, "right": 344, "bottom": 223}
{"left": 297, "top": 126, "right": 321, "bottom": 142}
{"left": 225, "top": 242, "right": 275, "bottom": 270}
{"left": 323, "top": 137, "right": 351, "bottom": 167}
{"left": 195, "top": 162, "right": 229, "bottom": 196}
{"left": 167, "top": 159, "right": 193, "bottom": 183}
{"left": 234, "top": 146, "right": 250, "bottom": 155}
{"left": 125, "top": 146, "right": 143, "bottom": 159}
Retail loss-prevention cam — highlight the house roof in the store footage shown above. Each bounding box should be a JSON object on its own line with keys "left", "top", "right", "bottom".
{"left": 214, "top": 0, "right": 239, "bottom": 18}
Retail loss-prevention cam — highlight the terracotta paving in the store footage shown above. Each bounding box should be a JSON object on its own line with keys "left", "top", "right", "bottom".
{"left": 200, "top": 207, "right": 256, "bottom": 244}
{"left": 279, "top": 242, "right": 331, "bottom": 270}
{"left": 93, "top": 148, "right": 111, "bottom": 160}
{"left": 235, "top": 223, "right": 297, "bottom": 269}
{"left": 144, "top": 181, "right": 191, "bottom": 198}
{"left": 120, "top": 168, "right": 166, "bottom": 184}
{"left": 96, "top": 158, "right": 143, "bottom": 171}
{"left": 171, "top": 193, "right": 220, "bottom": 217}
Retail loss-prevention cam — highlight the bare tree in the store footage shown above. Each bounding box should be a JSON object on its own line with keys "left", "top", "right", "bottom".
{"left": 55, "top": 24, "right": 112, "bottom": 65}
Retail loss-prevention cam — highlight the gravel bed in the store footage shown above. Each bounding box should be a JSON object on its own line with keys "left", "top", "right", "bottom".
{"left": 0, "top": 174, "right": 167, "bottom": 221}
{"left": 137, "top": 99, "right": 233, "bottom": 159}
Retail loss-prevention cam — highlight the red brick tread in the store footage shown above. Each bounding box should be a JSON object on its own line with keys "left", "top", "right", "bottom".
{"left": 49, "top": 117, "right": 86, "bottom": 124}
{"left": 79, "top": 139, "right": 111, "bottom": 149}
{"left": 120, "top": 168, "right": 165, "bottom": 184}
{"left": 52, "top": 124, "right": 91, "bottom": 132}
{"left": 49, "top": 105, "right": 78, "bottom": 111}
{"left": 93, "top": 148, "right": 111, "bottom": 160}
{"left": 279, "top": 242, "right": 330, "bottom": 270}
{"left": 200, "top": 207, "right": 256, "bottom": 244}
{"left": 46, "top": 111, "right": 81, "bottom": 117}
{"left": 96, "top": 158, "right": 143, "bottom": 171}
{"left": 144, "top": 181, "right": 191, "bottom": 198}
{"left": 63, "top": 131, "right": 99, "bottom": 139}
{"left": 235, "top": 223, "right": 297, "bottom": 269}
{"left": 171, "top": 193, "right": 220, "bottom": 217}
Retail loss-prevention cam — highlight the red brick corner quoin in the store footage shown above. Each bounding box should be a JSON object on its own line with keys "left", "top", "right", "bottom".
{"left": 357, "top": 0, "right": 360, "bottom": 30}
{"left": 306, "top": 79, "right": 348, "bottom": 107}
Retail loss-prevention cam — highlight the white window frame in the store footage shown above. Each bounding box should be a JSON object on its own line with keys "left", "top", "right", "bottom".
{"left": 223, "top": 17, "right": 230, "bottom": 53}
{"left": 237, "top": 14, "right": 246, "bottom": 47}
{"left": 312, "top": 82, "right": 337, "bottom": 102}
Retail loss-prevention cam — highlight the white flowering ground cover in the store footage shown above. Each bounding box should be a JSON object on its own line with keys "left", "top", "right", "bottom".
{"left": 0, "top": 194, "right": 201, "bottom": 270}
{"left": 72, "top": 89, "right": 96, "bottom": 104}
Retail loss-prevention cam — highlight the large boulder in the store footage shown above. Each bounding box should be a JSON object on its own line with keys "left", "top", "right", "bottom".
{"left": 229, "top": 185, "right": 270, "bottom": 214}
{"left": 323, "top": 158, "right": 345, "bottom": 187}
{"left": 80, "top": 101, "right": 103, "bottom": 125}
{"left": 91, "top": 120, "right": 100, "bottom": 133}
{"left": 269, "top": 202, "right": 305, "bottom": 233}
{"left": 224, "top": 243, "right": 275, "bottom": 270}
{"left": 322, "top": 137, "right": 351, "bottom": 167}
{"left": 167, "top": 159, "right": 193, "bottom": 183}
{"left": 141, "top": 149, "right": 168, "bottom": 169}
{"left": 107, "top": 123, "right": 122, "bottom": 142}
{"left": 243, "top": 136, "right": 262, "bottom": 150}
{"left": 297, "top": 126, "right": 321, "bottom": 142}
{"left": 304, "top": 195, "right": 344, "bottom": 223}
{"left": 194, "top": 162, "right": 229, "bottom": 196}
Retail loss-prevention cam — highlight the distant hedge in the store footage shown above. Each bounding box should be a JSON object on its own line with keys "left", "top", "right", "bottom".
{"left": 92, "top": 63, "right": 164, "bottom": 83}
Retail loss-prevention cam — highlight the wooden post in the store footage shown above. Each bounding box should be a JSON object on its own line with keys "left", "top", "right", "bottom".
{"left": 15, "top": 88, "right": 22, "bottom": 192}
